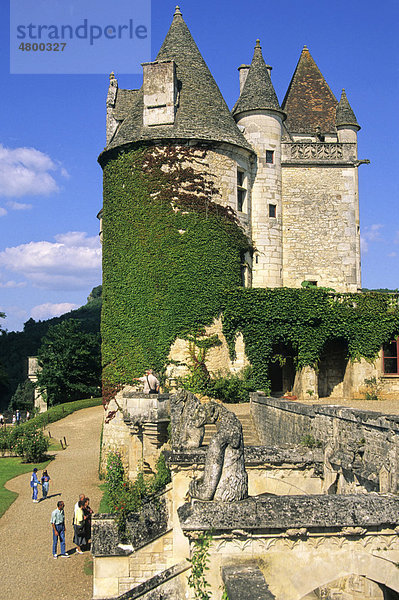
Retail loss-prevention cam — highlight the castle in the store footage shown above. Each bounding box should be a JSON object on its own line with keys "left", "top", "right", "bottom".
{"left": 103, "top": 6, "right": 364, "bottom": 293}
{"left": 93, "top": 10, "right": 399, "bottom": 600}
{"left": 98, "top": 7, "right": 398, "bottom": 402}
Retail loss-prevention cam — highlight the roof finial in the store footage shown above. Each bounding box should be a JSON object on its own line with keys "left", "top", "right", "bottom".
{"left": 174, "top": 6, "right": 182, "bottom": 16}
{"left": 255, "top": 39, "right": 261, "bottom": 48}
{"left": 303, "top": 44, "right": 308, "bottom": 50}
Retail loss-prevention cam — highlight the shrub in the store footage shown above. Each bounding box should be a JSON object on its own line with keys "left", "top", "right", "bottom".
{"left": 15, "top": 427, "right": 49, "bottom": 462}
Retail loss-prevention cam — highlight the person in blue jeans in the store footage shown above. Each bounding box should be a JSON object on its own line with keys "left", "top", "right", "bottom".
{"left": 30, "top": 467, "right": 40, "bottom": 502}
{"left": 41, "top": 470, "right": 51, "bottom": 499}
{"left": 50, "top": 500, "right": 70, "bottom": 559}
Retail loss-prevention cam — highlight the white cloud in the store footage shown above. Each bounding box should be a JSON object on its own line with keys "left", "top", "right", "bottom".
{"left": 0, "top": 144, "right": 68, "bottom": 198}
{"left": 0, "top": 231, "right": 101, "bottom": 290}
{"left": 0, "top": 207, "right": 6, "bottom": 216}
{"left": 388, "top": 252, "right": 397, "bottom": 258}
{"left": 0, "top": 280, "right": 26, "bottom": 289}
{"left": 6, "top": 200, "right": 32, "bottom": 211}
{"left": 360, "top": 224, "right": 383, "bottom": 253}
{"left": 30, "top": 302, "right": 79, "bottom": 321}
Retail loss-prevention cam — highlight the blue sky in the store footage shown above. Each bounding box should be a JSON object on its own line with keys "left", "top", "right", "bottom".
{"left": 0, "top": 0, "right": 398, "bottom": 332}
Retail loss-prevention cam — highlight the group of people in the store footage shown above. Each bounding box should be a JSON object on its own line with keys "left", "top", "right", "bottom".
{"left": 0, "top": 410, "right": 30, "bottom": 426}
{"left": 50, "top": 493, "right": 93, "bottom": 558}
{"left": 30, "top": 468, "right": 50, "bottom": 502}
{"left": 30, "top": 468, "right": 93, "bottom": 557}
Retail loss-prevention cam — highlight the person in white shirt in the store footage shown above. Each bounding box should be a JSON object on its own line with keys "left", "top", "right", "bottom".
{"left": 133, "top": 369, "right": 160, "bottom": 394}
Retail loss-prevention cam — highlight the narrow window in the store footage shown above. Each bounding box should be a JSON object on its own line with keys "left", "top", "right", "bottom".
{"left": 269, "top": 204, "right": 276, "bottom": 218}
{"left": 266, "top": 150, "right": 274, "bottom": 164}
{"left": 382, "top": 338, "right": 399, "bottom": 374}
{"left": 237, "top": 169, "right": 247, "bottom": 212}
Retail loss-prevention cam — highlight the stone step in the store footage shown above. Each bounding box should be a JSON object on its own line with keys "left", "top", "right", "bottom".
{"left": 202, "top": 406, "right": 260, "bottom": 446}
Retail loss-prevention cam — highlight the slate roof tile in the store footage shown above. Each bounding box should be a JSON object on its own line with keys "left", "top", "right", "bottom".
{"left": 104, "top": 7, "right": 252, "bottom": 155}
{"left": 282, "top": 46, "right": 338, "bottom": 134}
{"left": 232, "top": 40, "right": 284, "bottom": 118}
{"left": 336, "top": 88, "right": 360, "bottom": 130}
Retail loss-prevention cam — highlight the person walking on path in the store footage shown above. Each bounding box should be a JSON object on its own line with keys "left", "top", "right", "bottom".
{"left": 50, "top": 500, "right": 69, "bottom": 559}
{"left": 73, "top": 499, "right": 86, "bottom": 554}
{"left": 41, "top": 470, "right": 51, "bottom": 500}
{"left": 30, "top": 467, "right": 41, "bottom": 502}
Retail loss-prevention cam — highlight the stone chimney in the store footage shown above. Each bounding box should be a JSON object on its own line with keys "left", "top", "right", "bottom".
{"left": 142, "top": 60, "right": 177, "bottom": 126}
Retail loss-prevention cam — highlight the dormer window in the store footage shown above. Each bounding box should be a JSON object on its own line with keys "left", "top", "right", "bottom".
{"left": 237, "top": 169, "right": 247, "bottom": 213}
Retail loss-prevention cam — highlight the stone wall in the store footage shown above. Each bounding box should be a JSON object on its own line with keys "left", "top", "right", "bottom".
{"left": 251, "top": 394, "right": 399, "bottom": 492}
{"left": 281, "top": 163, "right": 360, "bottom": 292}
{"left": 166, "top": 317, "right": 249, "bottom": 383}
{"left": 179, "top": 495, "right": 399, "bottom": 600}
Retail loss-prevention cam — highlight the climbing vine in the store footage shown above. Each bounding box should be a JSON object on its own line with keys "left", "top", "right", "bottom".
{"left": 101, "top": 144, "right": 251, "bottom": 392}
{"left": 187, "top": 531, "right": 213, "bottom": 600}
{"left": 222, "top": 288, "right": 399, "bottom": 390}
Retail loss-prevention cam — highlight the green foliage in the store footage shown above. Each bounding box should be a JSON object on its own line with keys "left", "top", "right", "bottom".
{"left": 0, "top": 288, "right": 101, "bottom": 410}
{"left": 103, "top": 450, "right": 171, "bottom": 536}
{"left": 14, "top": 427, "right": 49, "bottom": 462}
{"left": 101, "top": 144, "right": 251, "bottom": 391}
{"left": 207, "top": 366, "right": 256, "bottom": 403}
{"left": 9, "top": 379, "right": 35, "bottom": 412}
{"left": 222, "top": 288, "right": 399, "bottom": 391}
{"left": 20, "top": 397, "right": 102, "bottom": 431}
{"left": 363, "top": 376, "right": 384, "bottom": 401}
{"left": 300, "top": 434, "right": 322, "bottom": 449}
{"left": 36, "top": 319, "right": 101, "bottom": 405}
{"left": 187, "top": 531, "right": 213, "bottom": 600}
{"left": 0, "top": 424, "right": 49, "bottom": 461}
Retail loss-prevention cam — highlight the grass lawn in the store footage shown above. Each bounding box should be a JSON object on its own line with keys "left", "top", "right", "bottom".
{"left": 0, "top": 456, "right": 51, "bottom": 518}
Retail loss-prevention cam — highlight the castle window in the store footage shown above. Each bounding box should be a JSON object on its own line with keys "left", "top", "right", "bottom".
{"left": 269, "top": 204, "right": 276, "bottom": 218}
{"left": 266, "top": 150, "right": 274, "bottom": 164}
{"left": 237, "top": 169, "right": 247, "bottom": 212}
{"left": 382, "top": 338, "right": 399, "bottom": 374}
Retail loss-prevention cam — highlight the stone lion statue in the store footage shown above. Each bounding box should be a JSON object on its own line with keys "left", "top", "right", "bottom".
{"left": 189, "top": 401, "right": 248, "bottom": 502}
{"left": 170, "top": 389, "right": 205, "bottom": 449}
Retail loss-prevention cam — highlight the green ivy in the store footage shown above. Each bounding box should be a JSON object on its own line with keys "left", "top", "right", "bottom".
{"left": 222, "top": 288, "right": 399, "bottom": 390}
{"left": 101, "top": 144, "right": 251, "bottom": 390}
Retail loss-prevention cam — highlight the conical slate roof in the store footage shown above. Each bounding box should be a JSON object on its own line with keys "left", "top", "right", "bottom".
{"left": 282, "top": 46, "right": 337, "bottom": 134}
{"left": 104, "top": 7, "right": 252, "bottom": 154}
{"left": 336, "top": 89, "right": 360, "bottom": 130}
{"left": 232, "top": 40, "right": 284, "bottom": 118}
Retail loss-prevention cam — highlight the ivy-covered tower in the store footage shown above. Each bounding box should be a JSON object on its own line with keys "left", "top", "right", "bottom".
{"left": 99, "top": 7, "right": 367, "bottom": 393}
{"left": 98, "top": 7, "right": 254, "bottom": 391}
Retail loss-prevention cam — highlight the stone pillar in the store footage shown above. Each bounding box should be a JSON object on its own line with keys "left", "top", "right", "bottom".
{"left": 27, "top": 356, "right": 47, "bottom": 413}
{"left": 293, "top": 366, "right": 318, "bottom": 401}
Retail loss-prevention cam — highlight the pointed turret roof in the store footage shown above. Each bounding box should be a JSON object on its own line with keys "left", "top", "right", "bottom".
{"left": 336, "top": 89, "right": 360, "bottom": 130}
{"left": 282, "top": 46, "right": 337, "bottom": 134}
{"left": 104, "top": 7, "right": 252, "bottom": 154}
{"left": 232, "top": 40, "right": 284, "bottom": 118}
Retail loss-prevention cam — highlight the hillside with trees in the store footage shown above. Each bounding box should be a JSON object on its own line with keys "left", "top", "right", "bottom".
{"left": 0, "top": 286, "right": 101, "bottom": 411}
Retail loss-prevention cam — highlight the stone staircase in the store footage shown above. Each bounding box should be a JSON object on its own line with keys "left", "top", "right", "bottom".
{"left": 202, "top": 403, "right": 260, "bottom": 446}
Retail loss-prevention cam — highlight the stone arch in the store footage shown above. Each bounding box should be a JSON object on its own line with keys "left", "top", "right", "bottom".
{"left": 317, "top": 338, "right": 349, "bottom": 398}
{"left": 292, "top": 551, "right": 399, "bottom": 600}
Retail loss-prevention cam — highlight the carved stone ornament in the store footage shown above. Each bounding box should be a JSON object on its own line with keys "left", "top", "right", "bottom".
{"left": 189, "top": 401, "right": 248, "bottom": 502}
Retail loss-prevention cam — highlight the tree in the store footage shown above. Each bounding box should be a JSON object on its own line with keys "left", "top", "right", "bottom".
{"left": 36, "top": 319, "right": 101, "bottom": 405}
{"left": 9, "top": 379, "right": 35, "bottom": 412}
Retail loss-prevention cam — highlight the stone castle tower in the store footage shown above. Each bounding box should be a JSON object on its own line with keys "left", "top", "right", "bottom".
{"left": 102, "top": 7, "right": 363, "bottom": 293}
{"left": 98, "top": 7, "right": 368, "bottom": 392}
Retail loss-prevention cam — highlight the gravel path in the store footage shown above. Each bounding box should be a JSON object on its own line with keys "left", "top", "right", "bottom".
{"left": 0, "top": 405, "right": 104, "bottom": 600}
